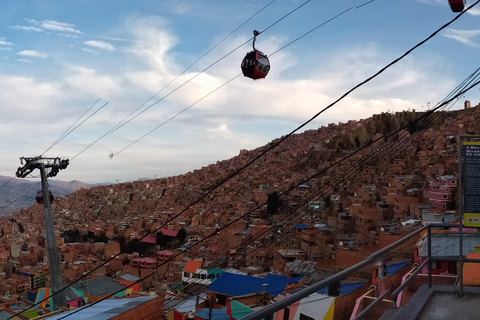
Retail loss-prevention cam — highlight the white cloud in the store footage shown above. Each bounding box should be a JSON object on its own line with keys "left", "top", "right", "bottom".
{"left": 26, "top": 19, "right": 82, "bottom": 34}
{"left": 467, "top": 7, "right": 480, "bottom": 16}
{"left": 0, "top": 38, "right": 13, "bottom": 46}
{"left": 41, "top": 20, "right": 82, "bottom": 34}
{"left": 17, "top": 50, "right": 49, "bottom": 58}
{"left": 125, "top": 16, "right": 178, "bottom": 74}
{"left": 442, "top": 28, "right": 480, "bottom": 47}
{"left": 9, "top": 25, "right": 44, "bottom": 32}
{"left": 82, "top": 48, "right": 98, "bottom": 54}
{"left": 84, "top": 40, "right": 115, "bottom": 51}
{"left": 16, "top": 59, "right": 32, "bottom": 63}
{"left": 58, "top": 33, "right": 79, "bottom": 39}
{"left": 64, "top": 67, "right": 121, "bottom": 96}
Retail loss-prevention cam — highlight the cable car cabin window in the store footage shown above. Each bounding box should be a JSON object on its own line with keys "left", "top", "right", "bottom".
{"left": 448, "top": 0, "right": 464, "bottom": 12}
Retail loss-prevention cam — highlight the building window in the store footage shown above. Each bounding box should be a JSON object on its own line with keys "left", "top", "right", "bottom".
{"left": 183, "top": 272, "right": 190, "bottom": 278}
{"left": 201, "top": 274, "right": 206, "bottom": 279}
{"left": 299, "top": 314, "right": 314, "bottom": 320}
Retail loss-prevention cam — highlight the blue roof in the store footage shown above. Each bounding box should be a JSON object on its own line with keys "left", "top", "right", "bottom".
{"left": 317, "top": 281, "right": 367, "bottom": 296}
{"left": 208, "top": 273, "right": 293, "bottom": 297}
{"left": 194, "top": 306, "right": 230, "bottom": 320}
{"left": 295, "top": 224, "right": 308, "bottom": 229}
{"left": 386, "top": 261, "right": 409, "bottom": 276}
{"left": 263, "top": 274, "right": 288, "bottom": 282}
{"left": 46, "top": 296, "right": 157, "bottom": 320}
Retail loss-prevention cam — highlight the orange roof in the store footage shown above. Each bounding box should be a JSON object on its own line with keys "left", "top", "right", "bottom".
{"left": 183, "top": 260, "right": 203, "bottom": 273}
{"left": 463, "top": 253, "right": 480, "bottom": 286}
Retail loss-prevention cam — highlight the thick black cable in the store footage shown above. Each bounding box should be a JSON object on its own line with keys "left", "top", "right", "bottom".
{"left": 14, "top": 10, "right": 480, "bottom": 317}
{"left": 161, "top": 70, "right": 480, "bottom": 310}
{"left": 36, "top": 71, "right": 480, "bottom": 320}
{"left": 56, "top": 79, "right": 478, "bottom": 320}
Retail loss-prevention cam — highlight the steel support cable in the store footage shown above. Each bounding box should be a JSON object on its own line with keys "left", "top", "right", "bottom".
{"left": 14, "top": 18, "right": 480, "bottom": 318}
{"left": 79, "top": 75, "right": 476, "bottom": 318}
{"left": 60, "top": 116, "right": 442, "bottom": 320}
{"left": 108, "top": 0, "right": 313, "bottom": 135}
{"left": 107, "top": 0, "right": 278, "bottom": 136}
{"left": 53, "top": 86, "right": 472, "bottom": 320}
{"left": 106, "top": 0, "right": 478, "bottom": 241}
{"left": 9, "top": 70, "right": 480, "bottom": 320}
{"left": 34, "top": 75, "right": 479, "bottom": 320}
{"left": 41, "top": 98, "right": 103, "bottom": 155}
{"left": 69, "top": 0, "right": 315, "bottom": 160}
{"left": 111, "top": 2, "right": 372, "bottom": 156}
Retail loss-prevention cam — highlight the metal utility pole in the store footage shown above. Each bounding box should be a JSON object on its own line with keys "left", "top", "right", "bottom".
{"left": 16, "top": 157, "right": 69, "bottom": 310}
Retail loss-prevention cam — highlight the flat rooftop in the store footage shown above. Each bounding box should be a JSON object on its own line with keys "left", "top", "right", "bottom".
{"left": 381, "top": 285, "right": 480, "bottom": 320}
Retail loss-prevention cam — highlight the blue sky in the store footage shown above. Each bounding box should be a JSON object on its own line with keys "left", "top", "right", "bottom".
{"left": 1, "top": 0, "right": 480, "bottom": 183}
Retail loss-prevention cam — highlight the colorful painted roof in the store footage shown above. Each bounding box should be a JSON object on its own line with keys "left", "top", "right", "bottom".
{"left": 183, "top": 260, "right": 203, "bottom": 273}
{"left": 208, "top": 273, "right": 301, "bottom": 297}
{"left": 386, "top": 261, "right": 409, "bottom": 276}
{"left": 463, "top": 252, "right": 480, "bottom": 285}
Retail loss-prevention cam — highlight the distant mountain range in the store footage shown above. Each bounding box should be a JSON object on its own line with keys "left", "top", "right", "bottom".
{"left": 0, "top": 175, "right": 93, "bottom": 215}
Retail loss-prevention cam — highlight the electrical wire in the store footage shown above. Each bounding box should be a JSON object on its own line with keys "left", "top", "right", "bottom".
{"left": 106, "top": 0, "right": 278, "bottom": 136}
{"left": 41, "top": 99, "right": 102, "bottom": 155}
{"left": 111, "top": 0, "right": 374, "bottom": 157}
{"left": 23, "top": 62, "right": 480, "bottom": 320}
{"left": 69, "top": 0, "right": 313, "bottom": 160}
{"left": 11, "top": 7, "right": 480, "bottom": 317}
{"left": 51, "top": 77, "right": 480, "bottom": 320}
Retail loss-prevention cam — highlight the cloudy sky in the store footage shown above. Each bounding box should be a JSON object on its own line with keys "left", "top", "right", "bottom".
{"left": 1, "top": 0, "right": 480, "bottom": 183}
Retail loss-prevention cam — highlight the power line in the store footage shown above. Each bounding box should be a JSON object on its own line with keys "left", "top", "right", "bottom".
{"left": 51, "top": 75, "right": 480, "bottom": 320}
{"left": 41, "top": 99, "right": 103, "bottom": 155}
{"left": 111, "top": 0, "right": 375, "bottom": 157}
{"left": 106, "top": 0, "right": 278, "bottom": 136}
{"left": 11, "top": 8, "right": 480, "bottom": 317}
{"left": 69, "top": 0, "right": 311, "bottom": 161}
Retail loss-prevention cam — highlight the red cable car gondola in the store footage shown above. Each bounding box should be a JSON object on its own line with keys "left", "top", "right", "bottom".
{"left": 448, "top": 0, "right": 465, "bottom": 12}
{"left": 241, "top": 30, "right": 270, "bottom": 80}
{"left": 35, "top": 190, "right": 54, "bottom": 205}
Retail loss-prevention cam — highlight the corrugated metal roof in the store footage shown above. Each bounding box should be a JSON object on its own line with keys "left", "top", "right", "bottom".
{"left": 47, "top": 296, "right": 157, "bottom": 320}
{"left": 72, "top": 277, "right": 126, "bottom": 298}
{"left": 194, "top": 306, "right": 230, "bottom": 320}
{"left": 285, "top": 260, "right": 316, "bottom": 275}
{"left": 386, "top": 261, "right": 409, "bottom": 276}
{"left": 418, "top": 234, "right": 480, "bottom": 257}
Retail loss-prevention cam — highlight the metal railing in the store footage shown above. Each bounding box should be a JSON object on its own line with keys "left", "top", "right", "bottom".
{"left": 239, "top": 222, "right": 480, "bottom": 320}
{"left": 239, "top": 224, "right": 428, "bottom": 320}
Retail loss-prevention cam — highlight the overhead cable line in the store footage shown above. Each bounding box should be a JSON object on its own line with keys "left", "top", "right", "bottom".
{"left": 13, "top": 10, "right": 480, "bottom": 317}
{"left": 12, "top": 61, "right": 480, "bottom": 319}
{"left": 107, "top": 0, "right": 277, "bottom": 135}
{"left": 111, "top": 1, "right": 373, "bottom": 156}
{"left": 41, "top": 98, "right": 103, "bottom": 155}
{"left": 169, "top": 84, "right": 471, "bottom": 308}
{"left": 48, "top": 73, "right": 480, "bottom": 320}
{"left": 68, "top": 0, "right": 312, "bottom": 161}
